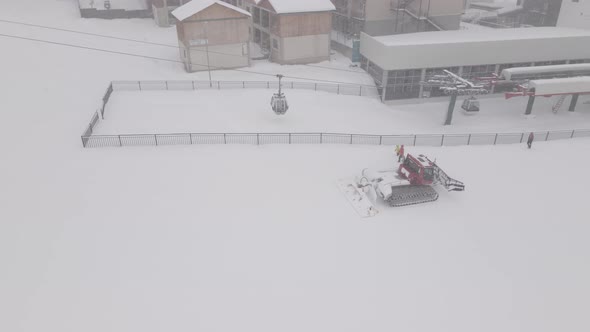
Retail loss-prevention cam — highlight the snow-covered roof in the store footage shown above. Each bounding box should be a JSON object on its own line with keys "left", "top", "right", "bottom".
{"left": 263, "top": 0, "right": 335, "bottom": 14}
{"left": 172, "top": 0, "right": 251, "bottom": 22}
{"left": 360, "top": 27, "right": 590, "bottom": 71}
{"left": 501, "top": 64, "right": 590, "bottom": 81}
{"left": 470, "top": 2, "right": 504, "bottom": 10}
{"left": 529, "top": 77, "right": 590, "bottom": 96}
{"left": 460, "top": 22, "right": 494, "bottom": 31}
{"left": 496, "top": 5, "right": 523, "bottom": 16}
{"left": 372, "top": 27, "right": 590, "bottom": 47}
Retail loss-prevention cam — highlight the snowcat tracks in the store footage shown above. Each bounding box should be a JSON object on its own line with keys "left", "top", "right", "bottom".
{"left": 386, "top": 185, "right": 439, "bottom": 207}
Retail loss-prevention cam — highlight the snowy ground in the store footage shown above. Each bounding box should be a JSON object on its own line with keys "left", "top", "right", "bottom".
{"left": 97, "top": 89, "right": 590, "bottom": 135}
{"left": 2, "top": 1, "right": 590, "bottom": 332}
{"left": 3, "top": 142, "right": 590, "bottom": 332}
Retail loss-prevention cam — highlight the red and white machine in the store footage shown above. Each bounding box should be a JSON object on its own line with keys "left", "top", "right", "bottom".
{"left": 338, "top": 153, "right": 464, "bottom": 217}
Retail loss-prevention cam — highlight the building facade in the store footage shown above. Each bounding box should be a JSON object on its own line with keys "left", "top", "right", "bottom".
{"left": 331, "top": 0, "right": 464, "bottom": 59}
{"left": 359, "top": 27, "right": 590, "bottom": 101}
{"left": 332, "top": 0, "right": 464, "bottom": 38}
{"left": 557, "top": 0, "right": 590, "bottom": 29}
{"left": 78, "top": 0, "right": 152, "bottom": 19}
{"left": 172, "top": 0, "right": 251, "bottom": 72}
{"left": 251, "top": 0, "right": 335, "bottom": 65}
{"left": 463, "top": 0, "right": 564, "bottom": 29}
{"left": 152, "top": 0, "right": 187, "bottom": 26}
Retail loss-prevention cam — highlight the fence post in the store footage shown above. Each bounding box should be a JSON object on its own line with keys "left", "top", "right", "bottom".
{"left": 81, "top": 136, "right": 86, "bottom": 148}
{"left": 545, "top": 131, "right": 550, "bottom": 141}
{"left": 118, "top": 135, "right": 122, "bottom": 147}
{"left": 467, "top": 134, "right": 472, "bottom": 145}
{"left": 154, "top": 134, "right": 158, "bottom": 146}
{"left": 243, "top": 81, "right": 245, "bottom": 88}
{"left": 494, "top": 134, "right": 498, "bottom": 145}
{"left": 441, "top": 135, "right": 445, "bottom": 146}
{"left": 413, "top": 135, "right": 417, "bottom": 146}
{"left": 257, "top": 133, "right": 260, "bottom": 145}
{"left": 224, "top": 133, "right": 227, "bottom": 144}
{"left": 165, "top": 81, "right": 168, "bottom": 90}
{"left": 189, "top": 133, "right": 193, "bottom": 144}
{"left": 217, "top": 81, "right": 220, "bottom": 89}
{"left": 337, "top": 85, "right": 340, "bottom": 95}
{"left": 359, "top": 86, "right": 362, "bottom": 96}
{"left": 289, "top": 133, "right": 291, "bottom": 144}
{"left": 350, "top": 135, "right": 353, "bottom": 144}
{"left": 291, "top": 82, "right": 294, "bottom": 89}
{"left": 138, "top": 81, "right": 141, "bottom": 91}
{"left": 520, "top": 133, "right": 524, "bottom": 143}
{"left": 192, "top": 81, "right": 195, "bottom": 90}
{"left": 320, "top": 133, "right": 323, "bottom": 144}
{"left": 379, "top": 135, "right": 383, "bottom": 145}
{"left": 571, "top": 130, "right": 575, "bottom": 138}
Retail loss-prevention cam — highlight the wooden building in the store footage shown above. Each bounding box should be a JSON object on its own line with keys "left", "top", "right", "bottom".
{"left": 251, "top": 0, "right": 335, "bottom": 65}
{"left": 172, "top": 0, "right": 252, "bottom": 72}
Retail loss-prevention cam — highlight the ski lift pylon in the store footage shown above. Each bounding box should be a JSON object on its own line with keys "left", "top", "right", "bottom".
{"left": 271, "top": 74, "right": 289, "bottom": 115}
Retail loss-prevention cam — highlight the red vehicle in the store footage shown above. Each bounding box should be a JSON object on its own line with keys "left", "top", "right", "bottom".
{"left": 398, "top": 154, "right": 437, "bottom": 186}
{"left": 339, "top": 152, "right": 465, "bottom": 217}
{"left": 357, "top": 153, "right": 464, "bottom": 208}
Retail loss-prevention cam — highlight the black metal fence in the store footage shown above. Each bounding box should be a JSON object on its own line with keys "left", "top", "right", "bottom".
{"left": 82, "top": 81, "right": 590, "bottom": 148}
{"left": 82, "top": 111, "right": 100, "bottom": 143}
{"left": 81, "top": 129, "right": 590, "bottom": 148}
{"left": 96, "top": 80, "right": 378, "bottom": 119}
{"left": 100, "top": 83, "right": 113, "bottom": 119}
{"left": 110, "top": 80, "right": 381, "bottom": 98}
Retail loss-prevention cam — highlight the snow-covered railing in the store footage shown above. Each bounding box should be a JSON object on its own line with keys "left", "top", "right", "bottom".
{"left": 81, "top": 111, "right": 100, "bottom": 142}
{"left": 81, "top": 129, "right": 590, "bottom": 148}
{"left": 96, "top": 80, "right": 378, "bottom": 121}
{"left": 110, "top": 80, "right": 379, "bottom": 96}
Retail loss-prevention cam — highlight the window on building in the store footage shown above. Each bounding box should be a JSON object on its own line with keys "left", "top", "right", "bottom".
{"left": 384, "top": 69, "right": 421, "bottom": 100}
{"left": 366, "top": 62, "right": 384, "bottom": 85}
{"left": 360, "top": 55, "right": 369, "bottom": 71}
{"left": 254, "top": 28, "right": 261, "bottom": 43}
{"left": 462, "top": 64, "right": 496, "bottom": 80}
{"left": 261, "top": 10, "right": 270, "bottom": 28}
{"left": 253, "top": 7, "right": 260, "bottom": 24}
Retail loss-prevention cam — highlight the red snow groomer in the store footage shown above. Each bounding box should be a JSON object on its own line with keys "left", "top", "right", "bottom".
{"left": 338, "top": 153, "right": 465, "bottom": 217}
{"left": 390, "top": 153, "right": 465, "bottom": 206}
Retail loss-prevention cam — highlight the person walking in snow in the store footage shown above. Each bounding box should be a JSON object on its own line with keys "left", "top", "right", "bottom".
{"left": 527, "top": 132, "right": 534, "bottom": 149}
{"left": 395, "top": 145, "right": 401, "bottom": 157}
{"left": 398, "top": 145, "right": 405, "bottom": 162}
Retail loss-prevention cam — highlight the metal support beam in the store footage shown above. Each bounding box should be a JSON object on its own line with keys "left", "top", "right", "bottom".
{"left": 525, "top": 95, "right": 535, "bottom": 115}
{"left": 569, "top": 94, "right": 579, "bottom": 112}
{"left": 418, "top": 68, "right": 426, "bottom": 98}
{"left": 491, "top": 64, "right": 500, "bottom": 94}
{"left": 445, "top": 93, "right": 457, "bottom": 125}
{"left": 381, "top": 70, "right": 389, "bottom": 102}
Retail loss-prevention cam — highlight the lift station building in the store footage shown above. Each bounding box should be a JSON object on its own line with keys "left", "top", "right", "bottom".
{"left": 359, "top": 27, "right": 590, "bottom": 101}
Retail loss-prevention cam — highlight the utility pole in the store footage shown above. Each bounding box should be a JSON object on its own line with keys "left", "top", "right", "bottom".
{"left": 445, "top": 92, "right": 458, "bottom": 125}
{"left": 204, "top": 21, "right": 212, "bottom": 87}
